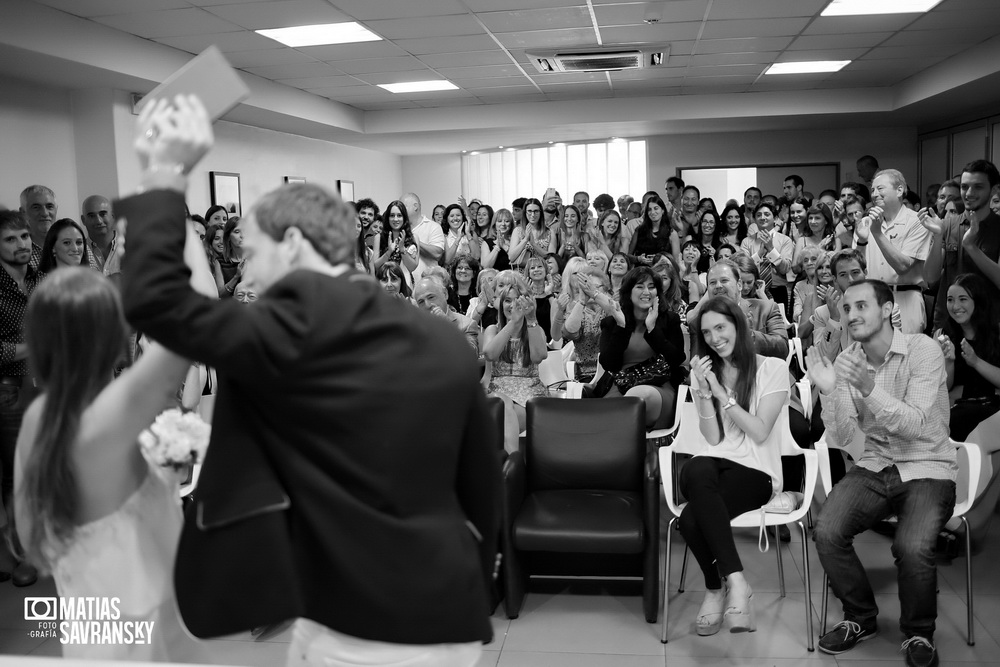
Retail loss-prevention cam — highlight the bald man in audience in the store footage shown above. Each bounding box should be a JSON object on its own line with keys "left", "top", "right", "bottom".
{"left": 687, "top": 260, "right": 788, "bottom": 359}
{"left": 19, "top": 185, "right": 57, "bottom": 251}
{"left": 80, "top": 194, "right": 116, "bottom": 272}
{"left": 401, "top": 192, "right": 443, "bottom": 281}
{"left": 413, "top": 277, "right": 479, "bottom": 353}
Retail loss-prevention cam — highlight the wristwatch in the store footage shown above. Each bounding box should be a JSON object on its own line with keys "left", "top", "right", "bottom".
{"left": 722, "top": 396, "right": 737, "bottom": 410}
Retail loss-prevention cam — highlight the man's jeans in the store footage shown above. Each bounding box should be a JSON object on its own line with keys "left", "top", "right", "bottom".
{"left": 814, "top": 465, "right": 956, "bottom": 638}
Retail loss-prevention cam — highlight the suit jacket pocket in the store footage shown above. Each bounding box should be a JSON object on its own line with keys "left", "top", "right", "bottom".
{"left": 195, "top": 478, "right": 291, "bottom": 531}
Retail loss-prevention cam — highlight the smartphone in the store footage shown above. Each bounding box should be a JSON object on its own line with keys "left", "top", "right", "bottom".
{"left": 137, "top": 45, "right": 249, "bottom": 122}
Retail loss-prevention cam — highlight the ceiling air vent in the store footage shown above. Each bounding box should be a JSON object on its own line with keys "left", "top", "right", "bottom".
{"left": 527, "top": 45, "right": 669, "bottom": 73}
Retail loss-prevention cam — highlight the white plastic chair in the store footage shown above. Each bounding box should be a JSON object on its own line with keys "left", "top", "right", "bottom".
{"left": 646, "top": 384, "right": 688, "bottom": 447}
{"left": 658, "top": 405, "right": 817, "bottom": 650}
{"left": 787, "top": 337, "right": 806, "bottom": 373}
{"left": 815, "top": 436, "right": 983, "bottom": 645}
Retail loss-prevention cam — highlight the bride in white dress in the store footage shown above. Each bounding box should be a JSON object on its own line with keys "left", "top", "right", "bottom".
{"left": 14, "top": 99, "right": 217, "bottom": 661}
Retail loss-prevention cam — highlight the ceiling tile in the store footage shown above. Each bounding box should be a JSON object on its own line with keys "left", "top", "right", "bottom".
{"left": 243, "top": 62, "right": 344, "bottom": 79}
{"left": 787, "top": 32, "right": 894, "bottom": 50}
{"left": 694, "top": 37, "right": 794, "bottom": 54}
{"left": 611, "top": 78, "right": 682, "bottom": 90}
{"left": 94, "top": 8, "right": 241, "bottom": 38}
{"left": 415, "top": 98, "right": 485, "bottom": 108}
{"left": 225, "top": 48, "right": 315, "bottom": 68}
{"left": 335, "top": 56, "right": 429, "bottom": 75}
{"left": 364, "top": 15, "right": 485, "bottom": 39}
{"left": 609, "top": 67, "right": 689, "bottom": 81}
{"left": 418, "top": 51, "right": 514, "bottom": 68}
{"left": 682, "top": 75, "right": 757, "bottom": 86}
{"left": 398, "top": 89, "right": 477, "bottom": 100}
{"left": 686, "top": 64, "right": 766, "bottom": 77}
{"left": 479, "top": 7, "right": 592, "bottom": 32}
{"left": 775, "top": 48, "right": 869, "bottom": 62}
{"left": 749, "top": 80, "right": 826, "bottom": 92}
{"left": 204, "top": 0, "right": 350, "bottom": 30}
{"left": 594, "top": 1, "right": 708, "bottom": 25}
{"left": 687, "top": 52, "right": 780, "bottom": 66}
{"left": 880, "top": 26, "right": 997, "bottom": 47}
{"left": 328, "top": 0, "right": 469, "bottom": 20}
{"left": 531, "top": 71, "right": 609, "bottom": 84}
{"left": 494, "top": 28, "right": 599, "bottom": 49}
{"left": 312, "top": 85, "right": 381, "bottom": 97}
{"left": 472, "top": 85, "right": 541, "bottom": 96}
{"left": 803, "top": 15, "right": 918, "bottom": 35}
{"left": 297, "top": 42, "right": 408, "bottom": 61}
{"left": 435, "top": 64, "right": 528, "bottom": 79}
{"left": 354, "top": 71, "right": 458, "bottom": 85}
{"left": 393, "top": 35, "right": 498, "bottom": 54}
{"left": 678, "top": 84, "right": 752, "bottom": 95}
{"left": 701, "top": 18, "right": 811, "bottom": 39}
{"left": 823, "top": 71, "right": 909, "bottom": 86}
{"left": 462, "top": 0, "right": 583, "bottom": 9}
{"left": 842, "top": 57, "right": 945, "bottom": 71}
{"left": 615, "top": 86, "right": 682, "bottom": 97}
{"left": 937, "top": 0, "right": 1000, "bottom": 9}
{"left": 279, "top": 75, "right": 367, "bottom": 89}
{"left": 708, "top": 0, "right": 827, "bottom": 19}
{"left": 155, "top": 31, "right": 280, "bottom": 54}
{"left": 906, "top": 9, "right": 999, "bottom": 30}
{"left": 305, "top": 81, "right": 373, "bottom": 95}
{"left": 455, "top": 76, "right": 534, "bottom": 89}
{"left": 33, "top": 0, "right": 189, "bottom": 16}
{"left": 862, "top": 44, "right": 966, "bottom": 60}
{"left": 545, "top": 89, "right": 614, "bottom": 100}
{"left": 185, "top": 0, "right": 272, "bottom": 6}
{"left": 480, "top": 93, "right": 549, "bottom": 104}
{"left": 347, "top": 100, "right": 421, "bottom": 110}
{"left": 599, "top": 22, "right": 702, "bottom": 43}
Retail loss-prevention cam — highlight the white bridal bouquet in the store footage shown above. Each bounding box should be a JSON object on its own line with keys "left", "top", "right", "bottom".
{"left": 139, "top": 408, "right": 211, "bottom": 470}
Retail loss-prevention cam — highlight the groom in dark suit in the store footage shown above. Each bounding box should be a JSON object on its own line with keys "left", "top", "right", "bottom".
{"left": 118, "top": 96, "right": 500, "bottom": 665}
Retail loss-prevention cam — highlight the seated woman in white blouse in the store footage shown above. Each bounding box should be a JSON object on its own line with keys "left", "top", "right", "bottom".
{"left": 684, "top": 296, "right": 789, "bottom": 637}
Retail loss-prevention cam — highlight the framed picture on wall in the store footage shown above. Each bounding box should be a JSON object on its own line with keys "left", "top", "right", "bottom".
{"left": 337, "top": 179, "right": 355, "bottom": 201}
{"left": 284, "top": 176, "right": 306, "bottom": 184}
{"left": 210, "top": 171, "right": 242, "bottom": 217}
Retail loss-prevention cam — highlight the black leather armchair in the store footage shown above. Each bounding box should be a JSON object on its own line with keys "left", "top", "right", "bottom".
{"left": 501, "top": 396, "right": 659, "bottom": 622}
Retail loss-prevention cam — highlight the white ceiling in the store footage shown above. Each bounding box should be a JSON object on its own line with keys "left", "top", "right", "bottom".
{"left": 5, "top": 0, "right": 1000, "bottom": 154}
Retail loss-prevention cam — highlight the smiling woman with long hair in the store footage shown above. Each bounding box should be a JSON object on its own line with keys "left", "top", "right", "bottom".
{"left": 39, "top": 218, "right": 91, "bottom": 273}
{"left": 373, "top": 200, "right": 419, "bottom": 276}
{"left": 684, "top": 296, "right": 789, "bottom": 638}
{"left": 15, "top": 221, "right": 217, "bottom": 661}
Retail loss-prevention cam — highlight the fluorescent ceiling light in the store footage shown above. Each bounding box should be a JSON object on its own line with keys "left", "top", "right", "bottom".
{"left": 378, "top": 80, "right": 458, "bottom": 94}
{"left": 256, "top": 22, "right": 381, "bottom": 47}
{"left": 766, "top": 60, "right": 850, "bottom": 75}
{"left": 821, "top": 0, "right": 943, "bottom": 15}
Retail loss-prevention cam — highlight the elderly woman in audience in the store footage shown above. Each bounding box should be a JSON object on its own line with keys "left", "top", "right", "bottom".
{"left": 204, "top": 204, "right": 227, "bottom": 227}
{"left": 374, "top": 199, "right": 419, "bottom": 276}
{"left": 449, "top": 255, "right": 480, "bottom": 315}
{"left": 595, "top": 266, "right": 685, "bottom": 428}
{"left": 481, "top": 208, "right": 511, "bottom": 271}
{"left": 719, "top": 204, "right": 748, "bottom": 248}
{"left": 555, "top": 204, "right": 587, "bottom": 262}
{"left": 684, "top": 296, "right": 789, "bottom": 636}
{"left": 792, "top": 246, "right": 830, "bottom": 347}
{"left": 586, "top": 250, "right": 608, "bottom": 274}
{"left": 509, "top": 197, "right": 551, "bottom": 269}
{"left": 484, "top": 279, "right": 548, "bottom": 452}
{"left": 937, "top": 273, "right": 1000, "bottom": 441}
{"left": 629, "top": 195, "right": 681, "bottom": 266}
{"left": 39, "top": 219, "right": 91, "bottom": 273}
{"left": 553, "top": 265, "right": 620, "bottom": 384}
{"left": 608, "top": 252, "right": 631, "bottom": 301}
{"left": 793, "top": 203, "right": 838, "bottom": 271}
{"left": 216, "top": 216, "right": 244, "bottom": 298}
{"left": 376, "top": 261, "right": 412, "bottom": 300}
{"left": 589, "top": 209, "right": 626, "bottom": 262}
{"left": 442, "top": 203, "right": 480, "bottom": 265}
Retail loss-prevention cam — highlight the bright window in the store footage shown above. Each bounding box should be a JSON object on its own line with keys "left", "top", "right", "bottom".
{"left": 462, "top": 140, "right": 647, "bottom": 213}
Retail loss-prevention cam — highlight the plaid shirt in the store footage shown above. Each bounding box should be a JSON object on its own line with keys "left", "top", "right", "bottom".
{"left": 820, "top": 331, "right": 957, "bottom": 482}
{"left": 0, "top": 245, "right": 45, "bottom": 376}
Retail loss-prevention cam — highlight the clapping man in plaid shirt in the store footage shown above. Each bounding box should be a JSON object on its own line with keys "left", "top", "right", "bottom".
{"left": 806, "top": 278, "right": 956, "bottom": 667}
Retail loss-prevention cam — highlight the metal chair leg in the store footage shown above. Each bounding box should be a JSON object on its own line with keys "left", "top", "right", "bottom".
{"left": 961, "top": 516, "right": 974, "bottom": 646}
{"left": 820, "top": 572, "right": 829, "bottom": 635}
{"left": 775, "top": 526, "right": 786, "bottom": 598}
{"left": 678, "top": 545, "right": 689, "bottom": 593}
{"left": 661, "top": 517, "right": 675, "bottom": 643}
{"left": 799, "top": 520, "right": 814, "bottom": 651}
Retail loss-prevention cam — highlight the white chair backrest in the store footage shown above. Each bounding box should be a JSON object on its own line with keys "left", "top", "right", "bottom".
{"left": 953, "top": 440, "right": 984, "bottom": 516}
{"left": 538, "top": 349, "right": 569, "bottom": 387}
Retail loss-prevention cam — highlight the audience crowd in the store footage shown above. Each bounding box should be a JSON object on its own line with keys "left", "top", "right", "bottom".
{"left": 2, "top": 153, "right": 999, "bottom": 667}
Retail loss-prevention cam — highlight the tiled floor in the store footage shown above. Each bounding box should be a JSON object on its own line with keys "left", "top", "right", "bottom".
{"left": 2, "top": 498, "right": 999, "bottom": 666}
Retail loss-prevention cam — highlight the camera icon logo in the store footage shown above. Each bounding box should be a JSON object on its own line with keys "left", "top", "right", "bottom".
{"left": 24, "top": 597, "right": 57, "bottom": 621}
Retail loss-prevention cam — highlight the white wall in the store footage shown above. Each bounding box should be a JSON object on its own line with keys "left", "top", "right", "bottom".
{"left": 648, "top": 127, "right": 919, "bottom": 197}
{"left": 400, "top": 154, "right": 463, "bottom": 213}
{"left": 0, "top": 76, "right": 78, "bottom": 212}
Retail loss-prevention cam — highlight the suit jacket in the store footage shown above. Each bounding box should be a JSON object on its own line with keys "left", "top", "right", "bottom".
{"left": 742, "top": 298, "right": 789, "bottom": 359}
{"left": 118, "top": 190, "right": 500, "bottom": 644}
